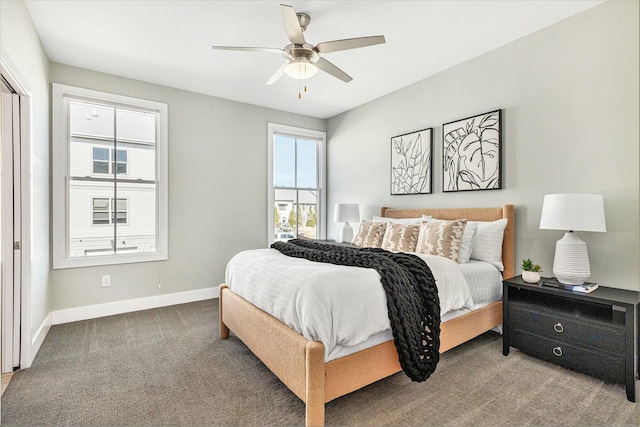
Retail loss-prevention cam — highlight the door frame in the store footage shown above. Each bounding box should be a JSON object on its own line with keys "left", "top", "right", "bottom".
{"left": 1, "top": 56, "right": 33, "bottom": 370}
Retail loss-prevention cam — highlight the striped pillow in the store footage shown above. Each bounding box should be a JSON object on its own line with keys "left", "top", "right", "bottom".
{"left": 416, "top": 219, "right": 467, "bottom": 262}
{"left": 352, "top": 221, "right": 387, "bottom": 248}
{"left": 469, "top": 218, "right": 508, "bottom": 271}
{"left": 381, "top": 223, "right": 420, "bottom": 252}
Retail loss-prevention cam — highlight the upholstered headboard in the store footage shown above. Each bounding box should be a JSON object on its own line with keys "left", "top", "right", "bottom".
{"left": 380, "top": 205, "right": 515, "bottom": 279}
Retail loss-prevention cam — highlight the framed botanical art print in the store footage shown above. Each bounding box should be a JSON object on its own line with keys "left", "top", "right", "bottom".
{"left": 442, "top": 109, "right": 502, "bottom": 192}
{"left": 390, "top": 128, "right": 432, "bottom": 195}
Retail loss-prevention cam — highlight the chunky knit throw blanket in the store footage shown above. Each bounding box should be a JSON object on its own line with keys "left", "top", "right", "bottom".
{"left": 271, "top": 239, "right": 441, "bottom": 382}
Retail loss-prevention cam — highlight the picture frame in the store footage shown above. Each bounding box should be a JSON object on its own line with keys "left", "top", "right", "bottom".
{"left": 390, "top": 128, "right": 432, "bottom": 195}
{"left": 442, "top": 109, "right": 502, "bottom": 192}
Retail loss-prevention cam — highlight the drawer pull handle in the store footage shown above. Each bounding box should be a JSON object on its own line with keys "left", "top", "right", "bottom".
{"left": 552, "top": 346, "right": 563, "bottom": 357}
{"left": 553, "top": 323, "right": 564, "bottom": 333}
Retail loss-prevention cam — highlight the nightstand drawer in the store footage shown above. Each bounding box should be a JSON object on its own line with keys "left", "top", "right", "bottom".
{"left": 511, "top": 329, "right": 625, "bottom": 383}
{"left": 509, "top": 304, "right": 625, "bottom": 354}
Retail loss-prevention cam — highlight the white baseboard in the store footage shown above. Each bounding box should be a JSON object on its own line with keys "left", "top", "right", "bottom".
{"left": 51, "top": 287, "right": 219, "bottom": 325}
{"left": 22, "top": 312, "right": 52, "bottom": 369}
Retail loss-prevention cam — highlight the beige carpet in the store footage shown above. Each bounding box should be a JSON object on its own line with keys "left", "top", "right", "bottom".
{"left": 1, "top": 299, "right": 638, "bottom": 426}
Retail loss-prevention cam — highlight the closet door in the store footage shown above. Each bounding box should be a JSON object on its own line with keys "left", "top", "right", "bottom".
{"left": 1, "top": 77, "right": 22, "bottom": 373}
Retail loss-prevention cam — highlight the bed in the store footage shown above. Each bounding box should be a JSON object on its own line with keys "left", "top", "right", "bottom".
{"left": 219, "top": 205, "right": 515, "bottom": 426}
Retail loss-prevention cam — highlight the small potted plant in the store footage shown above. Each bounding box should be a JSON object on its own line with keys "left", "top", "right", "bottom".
{"left": 521, "top": 258, "right": 542, "bottom": 283}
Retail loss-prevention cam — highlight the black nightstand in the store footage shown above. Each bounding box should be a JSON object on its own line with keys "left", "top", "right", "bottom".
{"left": 503, "top": 276, "right": 640, "bottom": 402}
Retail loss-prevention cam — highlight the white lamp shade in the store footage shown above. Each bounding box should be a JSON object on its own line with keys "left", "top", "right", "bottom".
{"left": 539, "top": 194, "right": 606, "bottom": 232}
{"left": 334, "top": 203, "right": 360, "bottom": 223}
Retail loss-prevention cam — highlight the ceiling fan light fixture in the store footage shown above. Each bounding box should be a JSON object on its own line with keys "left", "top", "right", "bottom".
{"left": 284, "top": 58, "right": 318, "bottom": 80}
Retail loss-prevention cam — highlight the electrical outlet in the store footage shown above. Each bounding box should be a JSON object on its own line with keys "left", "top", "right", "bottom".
{"left": 101, "top": 275, "right": 111, "bottom": 287}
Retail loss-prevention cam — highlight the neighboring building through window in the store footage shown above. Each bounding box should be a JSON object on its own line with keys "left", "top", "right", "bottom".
{"left": 53, "top": 84, "right": 168, "bottom": 268}
{"left": 268, "top": 123, "right": 326, "bottom": 244}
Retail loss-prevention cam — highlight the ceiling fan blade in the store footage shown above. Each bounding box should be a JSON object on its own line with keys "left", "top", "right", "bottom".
{"left": 211, "top": 46, "right": 283, "bottom": 54}
{"left": 315, "top": 57, "right": 352, "bottom": 83}
{"left": 315, "top": 35, "right": 386, "bottom": 54}
{"left": 280, "top": 4, "right": 306, "bottom": 45}
{"left": 266, "top": 62, "right": 288, "bottom": 85}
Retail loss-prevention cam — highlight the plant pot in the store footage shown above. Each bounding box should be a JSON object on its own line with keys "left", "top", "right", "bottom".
{"left": 522, "top": 270, "right": 541, "bottom": 283}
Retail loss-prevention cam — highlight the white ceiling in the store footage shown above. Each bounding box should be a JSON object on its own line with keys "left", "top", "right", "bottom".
{"left": 24, "top": 0, "right": 604, "bottom": 119}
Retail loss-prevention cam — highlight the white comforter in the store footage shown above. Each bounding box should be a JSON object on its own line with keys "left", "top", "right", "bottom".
{"left": 225, "top": 248, "right": 474, "bottom": 360}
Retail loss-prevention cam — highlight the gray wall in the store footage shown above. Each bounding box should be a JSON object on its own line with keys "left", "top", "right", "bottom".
{"left": 1, "top": 0, "right": 51, "bottom": 362}
{"left": 49, "top": 63, "right": 325, "bottom": 310}
{"left": 327, "top": 0, "right": 639, "bottom": 291}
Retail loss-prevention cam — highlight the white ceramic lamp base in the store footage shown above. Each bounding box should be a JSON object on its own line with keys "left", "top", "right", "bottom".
{"left": 552, "top": 231, "right": 591, "bottom": 285}
{"left": 340, "top": 222, "right": 354, "bottom": 243}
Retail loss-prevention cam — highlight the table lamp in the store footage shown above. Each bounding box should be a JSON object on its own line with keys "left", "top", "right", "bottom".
{"left": 539, "top": 194, "right": 606, "bottom": 285}
{"left": 334, "top": 203, "right": 360, "bottom": 243}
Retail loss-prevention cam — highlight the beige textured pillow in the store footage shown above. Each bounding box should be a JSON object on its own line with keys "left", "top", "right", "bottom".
{"left": 381, "top": 223, "right": 420, "bottom": 252}
{"left": 416, "top": 219, "right": 467, "bottom": 262}
{"left": 352, "top": 221, "right": 387, "bottom": 247}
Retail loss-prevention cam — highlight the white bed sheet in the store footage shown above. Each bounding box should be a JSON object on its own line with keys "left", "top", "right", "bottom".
{"left": 225, "top": 248, "right": 474, "bottom": 361}
{"left": 330, "top": 263, "right": 503, "bottom": 360}
{"left": 459, "top": 260, "right": 504, "bottom": 306}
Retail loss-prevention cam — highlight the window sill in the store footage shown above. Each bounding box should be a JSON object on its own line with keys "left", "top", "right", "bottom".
{"left": 53, "top": 251, "right": 167, "bottom": 269}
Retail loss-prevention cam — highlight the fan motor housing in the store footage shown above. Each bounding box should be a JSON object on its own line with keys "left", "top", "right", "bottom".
{"left": 283, "top": 45, "right": 319, "bottom": 63}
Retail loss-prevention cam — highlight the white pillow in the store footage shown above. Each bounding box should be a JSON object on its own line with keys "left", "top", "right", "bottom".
{"left": 372, "top": 215, "right": 422, "bottom": 225}
{"left": 421, "top": 215, "right": 477, "bottom": 264}
{"left": 469, "top": 218, "right": 508, "bottom": 271}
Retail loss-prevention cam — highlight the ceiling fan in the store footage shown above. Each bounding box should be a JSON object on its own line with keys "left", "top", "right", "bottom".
{"left": 211, "top": 4, "right": 385, "bottom": 94}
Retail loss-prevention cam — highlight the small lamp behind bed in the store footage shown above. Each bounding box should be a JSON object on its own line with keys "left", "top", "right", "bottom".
{"left": 334, "top": 203, "right": 360, "bottom": 243}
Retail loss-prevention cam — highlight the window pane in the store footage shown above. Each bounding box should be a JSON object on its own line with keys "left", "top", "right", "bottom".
{"left": 115, "top": 162, "right": 127, "bottom": 175}
{"left": 93, "top": 198, "right": 109, "bottom": 210}
{"left": 69, "top": 101, "right": 114, "bottom": 140}
{"left": 116, "top": 149, "right": 127, "bottom": 162}
{"left": 115, "top": 198, "right": 127, "bottom": 210}
{"left": 116, "top": 109, "right": 156, "bottom": 144}
{"left": 274, "top": 134, "right": 295, "bottom": 187}
{"left": 93, "top": 147, "right": 109, "bottom": 161}
{"left": 93, "top": 212, "right": 109, "bottom": 224}
{"left": 93, "top": 161, "right": 109, "bottom": 174}
{"left": 296, "top": 138, "right": 317, "bottom": 188}
{"left": 114, "top": 181, "right": 155, "bottom": 253}
{"left": 273, "top": 188, "right": 318, "bottom": 241}
{"left": 274, "top": 188, "right": 296, "bottom": 240}
{"left": 297, "top": 190, "right": 318, "bottom": 239}
{"left": 113, "top": 212, "right": 127, "bottom": 224}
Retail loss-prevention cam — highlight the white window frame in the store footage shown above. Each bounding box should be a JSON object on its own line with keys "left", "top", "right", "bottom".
{"left": 52, "top": 83, "right": 168, "bottom": 269}
{"left": 267, "top": 123, "right": 326, "bottom": 246}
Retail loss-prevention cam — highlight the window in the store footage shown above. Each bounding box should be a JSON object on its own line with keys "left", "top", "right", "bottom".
{"left": 268, "top": 123, "right": 326, "bottom": 245}
{"left": 92, "top": 198, "right": 127, "bottom": 225}
{"left": 53, "top": 84, "right": 168, "bottom": 268}
{"left": 92, "top": 147, "right": 127, "bottom": 175}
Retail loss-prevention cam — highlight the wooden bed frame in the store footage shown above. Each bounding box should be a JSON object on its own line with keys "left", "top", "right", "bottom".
{"left": 219, "top": 205, "right": 515, "bottom": 426}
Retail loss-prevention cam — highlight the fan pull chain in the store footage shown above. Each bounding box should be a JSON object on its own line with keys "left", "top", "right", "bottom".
{"left": 297, "top": 81, "right": 308, "bottom": 99}
{"left": 296, "top": 61, "right": 310, "bottom": 99}
{"left": 298, "top": 83, "right": 309, "bottom": 99}
{"left": 298, "top": 61, "right": 302, "bottom": 98}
